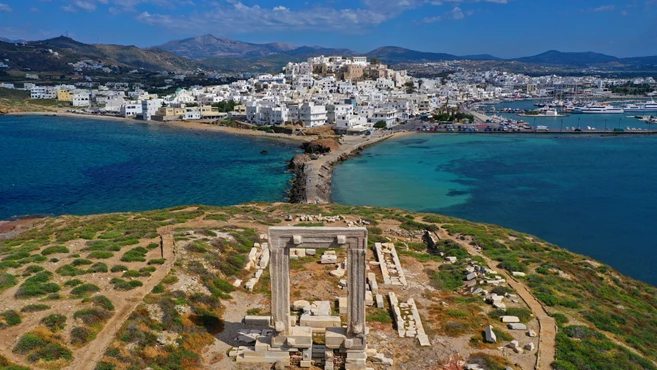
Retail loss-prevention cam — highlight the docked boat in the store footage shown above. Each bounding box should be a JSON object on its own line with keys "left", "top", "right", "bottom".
{"left": 644, "top": 100, "right": 657, "bottom": 111}
{"left": 623, "top": 104, "right": 645, "bottom": 112}
{"left": 577, "top": 104, "right": 624, "bottom": 114}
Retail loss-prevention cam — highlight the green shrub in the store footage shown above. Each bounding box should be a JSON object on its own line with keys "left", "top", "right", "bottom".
{"left": 427, "top": 265, "right": 463, "bottom": 291}
{"left": 26, "top": 342, "right": 72, "bottom": 362}
{"left": 162, "top": 275, "right": 178, "bottom": 285}
{"left": 55, "top": 264, "right": 86, "bottom": 276}
{"left": 0, "top": 272, "right": 17, "bottom": 292}
{"left": 152, "top": 284, "right": 164, "bottom": 294}
{"left": 70, "top": 326, "right": 93, "bottom": 346}
{"left": 109, "top": 278, "right": 143, "bottom": 291}
{"left": 122, "top": 270, "right": 141, "bottom": 278}
{"left": 64, "top": 279, "right": 83, "bottom": 287}
{"left": 47, "top": 293, "right": 62, "bottom": 300}
{"left": 21, "top": 304, "right": 51, "bottom": 313}
{"left": 41, "top": 246, "right": 69, "bottom": 256}
{"left": 91, "top": 295, "right": 114, "bottom": 311}
{"left": 213, "top": 278, "right": 235, "bottom": 293}
{"left": 148, "top": 258, "right": 166, "bottom": 265}
{"left": 88, "top": 251, "right": 114, "bottom": 259}
{"left": 88, "top": 262, "right": 108, "bottom": 273}
{"left": 95, "top": 361, "right": 116, "bottom": 370}
{"left": 146, "top": 242, "right": 160, "bottom": 250}
{"left": 367, "top": 308, "right": 393, "bottom": 323}
{"left": 13, "top": 334, "right": 47, "bottom": 354}
{"left": 70, "top": 284, "right": 100, "bottom": 297}
{"left": 0, "top": 310, "right": 22, "bottom": 328}
{"left": 15, "top": 272, "right": 60, "bottom": 299}
{"left": 40, "top": 314, "right": 66, "bottom": 332}
{"left": 72, "top": 259, "right": 93, "bottom": 266}
{"left": 553, "top": 313, "right": 569, "bottom": 327}
{"left": 120, "top": 247, "right": 147, "bottom": 262}
{"left": 22, "top": 265, "right": 45, "bottom": 276}
{"left": 73, "top": 308, "right": 112, "bottom": 326}
{"left": 110, "top": 264, "right": 128, "bottom": 272}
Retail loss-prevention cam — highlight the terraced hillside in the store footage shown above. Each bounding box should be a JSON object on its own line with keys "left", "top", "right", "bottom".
{"left": 0, "top": 204, "right": 655, "bottom": 370}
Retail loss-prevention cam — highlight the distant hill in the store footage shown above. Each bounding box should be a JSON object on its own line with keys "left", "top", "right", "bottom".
{"left": 514, "top": 50, "right": 618, "bottom": 66}
{"left": 365, "top": 46, "right": 461, "bottom": 63}
{"left": 461, "top": 54, "right": 501, "bottom": 61}
{"left": 0, "top": 36, "right": 197, "bottom": 72}
{"left": 282, "top": 46, "right": 357, "bottom": 58}
{"left": 0, "top": 37, "right": 26, "bottom": 44}
{"left": 156, "top": 34, "right": 296, "bottom": 59}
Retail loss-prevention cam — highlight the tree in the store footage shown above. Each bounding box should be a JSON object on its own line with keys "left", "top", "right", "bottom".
{"left": 370, "top": 57, "right": 380, "bottom": 65}
{"left": 374, "top": 120, "right": 387, "bottom": 129}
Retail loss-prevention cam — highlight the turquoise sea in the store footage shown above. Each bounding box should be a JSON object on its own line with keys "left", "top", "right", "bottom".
{"left": 0, "top": 115, "right": 300, "bottom": 218}
{"left": 333, "top": 133, "right": 657, "bottom": 286}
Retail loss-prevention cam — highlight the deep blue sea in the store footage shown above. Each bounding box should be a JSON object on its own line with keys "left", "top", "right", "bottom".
{"left": 333, "top": 133, "right": 657, "bottom": 286}
{"left": 0, "top": 115, "right": 300, "bottom": 219}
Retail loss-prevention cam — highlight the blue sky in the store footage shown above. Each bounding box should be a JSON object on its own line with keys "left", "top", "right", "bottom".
{"left": 0, "top": 0, "right": 655, "bottom": 58}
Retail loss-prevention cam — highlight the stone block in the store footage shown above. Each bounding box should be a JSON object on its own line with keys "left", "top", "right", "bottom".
{"left": 338, "top": 297, "right": 348, "bottom": 315}
{"left": 321, "top": 254, "right": 338, "bottom": 264}
{"left": 508, "top": 323, "right": 527, "bottom": 330}
{"left": 244, "top": 315, "right": 271, "bottom": 326}
{"left": 305, "top": 248, "right": 316, "bottom": 256}
{"left": 255, "top": 269, "right": 263, "bottom": 278}
{"left": 286, "top": 326, "right": 313, "bottom": 349}
{"left": 375, "top": 294, "right": 384, "bottom": 309}
{"left": 296, "top": 248, "right": 307, "bottom": 258}
{"left": 484, "top": 325, "right": 497, "bottom": 343}
{"left": 512, "top": 271, "right": 526, "bottom": 277}
{"left": 365, "top": 291, "right": 374, "bottom": 306}
{"left": 330, "top": 269, "right": 346, "bottom": 278}
{"left": 299, "top": 315, "right": 341, "bottom": 330}
{"left": 524, "top": 342, "right": 535, "bottom": 351}
{"left": 292, "top": 300, "right": 311, "bottom": 311}
{"left": 500, "top": 316, "right": 520, "bottom": 323}
{"left": 311, "top": 301, "right": 331, "bottom": 316}
{"left": 445, "top": 256, "right": 457, "bottom": 263}
{"left": 300, "top": 360, "right": 312, "bottom": 368}
{"left": 245, "top": 278, "right": 257, "bottom": 291}
{"left": 325, "top": 327, "right": 347, "bottom": 349}
{"left": 528, "top": 330, "right": 537, "bottom": 337}
{"left": 418, "top": 334, "right": 431, "bottom": 347}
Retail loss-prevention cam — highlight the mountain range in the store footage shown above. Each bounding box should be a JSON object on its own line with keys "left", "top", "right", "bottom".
{"left": 1, "top": 34, "right": 657, "bottom": 74}
{"left": 155, "top": 35, "right": 657, "bottom": 69}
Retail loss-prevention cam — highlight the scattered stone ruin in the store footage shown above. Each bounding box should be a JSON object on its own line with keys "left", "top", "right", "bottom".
{"left": 231, "top": 227, "right": 371, "bottom": 369}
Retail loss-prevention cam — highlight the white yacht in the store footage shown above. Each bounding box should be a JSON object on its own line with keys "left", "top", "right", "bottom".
{"left": 623, "top": 103, "right": 644, "bottom": 112}
{"left": 579, "top": 104, "right": 624, "bottom": 114}
{"left": 644, "top": 100, "right": 657, "bottom": 110}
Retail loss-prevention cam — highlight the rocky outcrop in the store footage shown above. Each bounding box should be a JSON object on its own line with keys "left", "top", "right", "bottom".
{"left": 302, "top": 138, "right": 340, "bottom": 154}
{"left": 288, "top": 154, "right": 311, "bottom": 203}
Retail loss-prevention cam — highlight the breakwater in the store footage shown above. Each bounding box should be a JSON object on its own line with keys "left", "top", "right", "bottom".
{"left": 288, "top": 132, "right": 403, "bottom": 204}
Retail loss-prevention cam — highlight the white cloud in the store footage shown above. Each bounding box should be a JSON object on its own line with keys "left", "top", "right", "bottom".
{"left": 592, "top": 5, "right": 615, "bottom": 12}
{"left": 136, "top": 2, "right": 391, "bottom": 34}
{"left": 0, "top": 3, "right": 13, "bottom": 12}
{"left": 423, "top": 6, "right": 466, "bottom": 22}
{"left": 30, "top": 7, "right": 40, "bottom": 13}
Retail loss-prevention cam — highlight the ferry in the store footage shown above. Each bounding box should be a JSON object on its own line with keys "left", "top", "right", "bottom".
{"left": 623, "top": 100, "right": 657, "bottom": 112}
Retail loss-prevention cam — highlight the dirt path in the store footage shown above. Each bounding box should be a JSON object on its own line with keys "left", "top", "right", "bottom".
{"left": 437, "top": 228, "right": 557, "bottom": 370}
{"left": 64, "top": 229, "right": 176, "bottom": 370}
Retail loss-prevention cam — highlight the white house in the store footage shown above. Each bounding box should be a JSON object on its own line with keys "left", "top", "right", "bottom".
{"left": 183, "top": 106, "right": 201, "bottom": 120}
{"left": 30, "top": 86, "right": 57, "bottom": 99}
{"left": 141, "top": 99, "right": 163, "bottom": 120}
{"left": 72, "top": 91, "right": 91, "bottom": 107}
{"left": 299, "top": 102, "right": 327, "bottom": 127}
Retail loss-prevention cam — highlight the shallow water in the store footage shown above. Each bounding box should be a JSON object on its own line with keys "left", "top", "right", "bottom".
{"left": 333, "top": 133, "right": 657, "bottom": 285}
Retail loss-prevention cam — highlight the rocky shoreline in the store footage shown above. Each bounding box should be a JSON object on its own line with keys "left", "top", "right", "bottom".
{"left": 288, "top": 132, "right": 409, "bottom": 204}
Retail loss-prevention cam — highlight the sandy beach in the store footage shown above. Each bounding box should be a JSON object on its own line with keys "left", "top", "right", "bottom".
{"left": 4, "top": 111, "right": 312, "bottom": 143}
